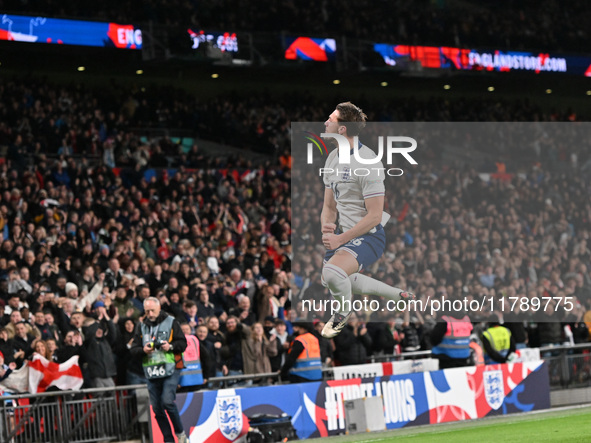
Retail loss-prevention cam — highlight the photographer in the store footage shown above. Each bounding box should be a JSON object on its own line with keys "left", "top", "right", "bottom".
{"left": 130, "top": 297, "right": 188, "bottom": 443}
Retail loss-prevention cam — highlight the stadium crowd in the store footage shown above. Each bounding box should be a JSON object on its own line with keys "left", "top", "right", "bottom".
{"left": 1, "top": 0, "right": 588, "bottom": 52}
{"left": 0, "top": 73, "right": 589, "bottom": 391}
{"left": 1, "top": 77, "right": 587, "bottom": 168}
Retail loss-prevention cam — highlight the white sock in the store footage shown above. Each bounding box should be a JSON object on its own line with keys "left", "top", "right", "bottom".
{"left": 322, "top": 264, "right": 352, "bottom": 315}
{"left": 349, "top": 273, "right": 403, "bottom": 301}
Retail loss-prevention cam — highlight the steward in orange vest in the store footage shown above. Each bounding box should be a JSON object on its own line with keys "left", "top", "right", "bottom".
{"left": 280, "top": 322, "right": 322, "bottom": 383}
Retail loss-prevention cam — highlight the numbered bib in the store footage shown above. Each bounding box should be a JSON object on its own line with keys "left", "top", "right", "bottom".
{"left": 142, "top": 350, "right": 176, "bottom": 379}
{"left": 146, "top": 364, "right": 167, "bottom": 378}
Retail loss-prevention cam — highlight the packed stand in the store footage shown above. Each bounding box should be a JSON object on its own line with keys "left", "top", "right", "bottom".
{"left": 0, "top": 77, "right": 587, "bottom": 172}
{"left": 1, "top": 0, "right": 588, "bottom": 52}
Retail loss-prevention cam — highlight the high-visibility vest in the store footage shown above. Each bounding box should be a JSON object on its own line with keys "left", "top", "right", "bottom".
{"left": 179, "top": 334, "right": 204, "bottom": 387}
{"left": 289, "top": 333, "right": 322, "bottom": 381}
{"left": 482, "top": 326, "right": 512, "bottom": 364}
{"left": 141, "top": 316, "right": 177, "bottom": 379}
{"left": 432, "top": 315, "right": 473, "bottom": 359}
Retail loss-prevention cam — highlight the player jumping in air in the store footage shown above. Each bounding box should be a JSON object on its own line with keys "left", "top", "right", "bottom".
{"left": 320, "top": 102, "right": 415, "bottom": 338}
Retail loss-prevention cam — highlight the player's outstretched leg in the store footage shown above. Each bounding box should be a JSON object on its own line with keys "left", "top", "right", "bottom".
{"left": 349, "top": 273, "right": 416, "bottom": 301}
{"left": 321, "top": 263, "right": 353, "bottom": 338}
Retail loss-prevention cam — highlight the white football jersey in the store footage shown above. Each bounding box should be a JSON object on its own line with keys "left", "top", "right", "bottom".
{"left": 322, "top": 142, "right": 389, "bottom": 232}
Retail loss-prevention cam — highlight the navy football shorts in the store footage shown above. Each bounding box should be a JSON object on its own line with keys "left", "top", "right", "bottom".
{"left": 323, "top": 224, "right": 386, "bottom": 272}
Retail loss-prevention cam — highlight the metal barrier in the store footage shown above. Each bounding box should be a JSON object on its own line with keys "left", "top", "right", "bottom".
{"left": 537, "top": 343, "right": 591, "bottom": 390}
{"left": 207, "top": 344, "right": 591, "bottom": 389}
{"left": 368, "top": 350, "right": 433, "bottom": 363}
{"left": 0, "top": 385, "right": 150, "bottom": 443}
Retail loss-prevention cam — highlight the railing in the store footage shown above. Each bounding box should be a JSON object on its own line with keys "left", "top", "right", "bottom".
{"left": 372, "top": 344, "right": 591, "bottom": 390}
{"left": 207, "top": 343, "right": 591, "bottom": 390}
{"left": 0, "top": 385, "right": 150, "bottom": 443}
{"left": 537, "top": 343, "right": 591, "bottom": 390}
{"left": 368, "top": 349, "right": 433, "bottom": 363}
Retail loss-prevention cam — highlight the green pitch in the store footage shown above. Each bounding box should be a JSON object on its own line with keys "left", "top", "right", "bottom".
{"left": 306, "top": 405, "right": 591, "bottom": 443}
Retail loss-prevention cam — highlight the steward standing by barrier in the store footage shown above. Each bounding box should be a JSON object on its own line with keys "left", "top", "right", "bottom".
{"left": 178, "top": 323, "right": 213, "bottom": 391}
{"left": 430, "top": 305, "right": 473, "bottom": 369}
{"left": 280, "top": 322, "right": 322, "bottom": 383}
{"left": 481, "top": 314, "right": 516, "bottom": 364}
{"left": 131, "top": 297, "right": 188, "bottom": 443}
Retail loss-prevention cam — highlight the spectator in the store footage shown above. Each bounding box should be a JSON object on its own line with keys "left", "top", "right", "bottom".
{"left": 538, "top": 300, "right": 564, "bottom": 352}
{"left": 0, "top": 303, "right": 5, "bottom": 327}
{"left": 4, "top": 293, "right": 24, "bottom": 316}
{"left": 205, "top": 316, "right": 226, "bottom": 377}
{"left": 80, "top": 307, "right": 118, "bottom": 388}
{"left": 401, "top": 311, "right": 422, "bottom": 353}
{"left": 220, "top": 316, "right": 247, "bottom": 378}
{"left": 195, "top": 324, "right": 217, "bottom": 382}
{"left": 104, "top": 258, "right": 124, "bottom": 290}
{"left": 56, "top": 330, "right": 83, "bottom": 363}
{"left": 0, "top": 351, "right": 16, "bottom": 382}
{"left": 46, "top": 338, "right": 59, "bottom": 362}
{"left": 479, "top": 266, "right": 496, "bottom": 289}
{"left": 13, "top": 321, "right": 36, "bottom": 366}
{"left": 368, "top": 314, "right": 400, "bottom": 356}
{"left": 229, "top": 296, "right": 256, "bottom": 326}
{"left": 160, "top": 292, "right": 184, "bottom": 319}
{"left": 69, "top": 312, "right": 86, "bottom": 337}
{"left": 0, "top": 327, "right": 17, "bottom": 366}
{"left": 114, "top": 317, "right": 147, "bottom": 386}
{"left": 333, "top": 313, "right": 372, "bottom": 366}
{"left": 112, "top": 287, "right": 140, "bottom": 321}
{"left": 504, "top": 301, "right": 529, "bottom": 350}
{"left": 7, "top": 267, "right": 32, "bottom": 295}
{"left": 242, "top": 322, "right": 277, "bottom": 380}
{"left": 133, "top": 285, "right": 151, "bottom": 314}
{"left": 312, "top": 320, "right": 334, "bottom": 368}
{"left": 181, "top": 300, "right": 200, "bottom": 334}
{"left": 43, "top": 311, "right": 63, "bottom": 343}
{"left": 196, "top": 288, "right": 216, "bottom": 321}
{"left": 32, "top": 339, "right": 55, "bottom": 361}
{"left": 33, "top": 310, "right": 52, "bottom": 341}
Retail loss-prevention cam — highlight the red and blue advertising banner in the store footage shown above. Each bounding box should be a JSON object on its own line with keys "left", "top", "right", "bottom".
{"left": 150, "top": 360, "right": 550, "bottom": 442}
{"left": 374, "top": 43, "right": 591, "bottom": 76}
{"left": 0, "top": 14, "right": 142, "bottom": 49}
{"left": 284, "top": 37, "right": 336, "bottom": 61}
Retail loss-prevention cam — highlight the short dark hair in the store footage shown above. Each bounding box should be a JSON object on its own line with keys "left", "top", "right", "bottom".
{"left": 184, "top": 300, "right": 196, "bottom": 309}
{"left": 336, "top": 102, "right": 367, "bottom": 136}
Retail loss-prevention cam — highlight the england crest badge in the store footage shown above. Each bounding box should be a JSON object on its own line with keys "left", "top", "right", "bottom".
{"left": 217, "top": 394, "right": 243, "bottom": 440}
{"left": 483, "top": 369, "right": 504, "bottom": 410}
{"left": 341, "top": 167, "right": 350, "bottom": 182}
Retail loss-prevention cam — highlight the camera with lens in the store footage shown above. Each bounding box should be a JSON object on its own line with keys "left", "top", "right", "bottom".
{"left": 148, "top": 340, "right": 166, "bottom": 350}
